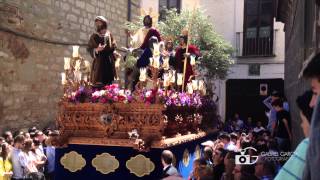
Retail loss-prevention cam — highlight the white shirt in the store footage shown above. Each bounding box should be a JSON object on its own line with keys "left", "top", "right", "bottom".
{"left": 224, "top": 142, "right": 237, "bottom": 151}
{"left": 253, "top": 126, "right": 265, "bottom": 133}
{"left": 11, "top": 148, "right": 24, "bottom": 179}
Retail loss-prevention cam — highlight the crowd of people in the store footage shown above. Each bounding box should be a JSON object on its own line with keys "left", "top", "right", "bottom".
{"left": 0, "top": 128, "right": 58, "bottom": 180}
{"left": 160, "top": 53, "right": 320, "bottom": 180}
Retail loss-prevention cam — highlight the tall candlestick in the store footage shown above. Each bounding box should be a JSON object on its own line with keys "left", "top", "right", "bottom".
{"left": 153, "top": 56, "right": 160, "bottom": 69}
{"left": 163, "top": 73, "right": 170, "bottom": 87}
{"left": 187, "top": 83, "right": 193, "bottom": 94}
{"left": 149, "top": 57, "right": 154, "bottom": 67}
{"left": 74, "top": 71, "right": 82, "bottom": 82}
{"left": 64, "top": 57, "right": 71, "bottom": 70}
{"left": 72, "top": 46, "right": 79, "bottom": 58}
{"left": 61, "top": 73, "right": 67, "bottom": 85}
{"left": 169, "top": 70, "right": 176, "bottom": 83}
{"left": 177, "top": 73, "right": 183, "bottom": 86}
{"left": 75, "top": 60, "right": 81, "bottom": 71}
{"left": 153, "top": 43, "right": 160, "bottom": 57}
{"left": 115, "top": 57, "right": 120, "bottom": 68}
{"left": 84, "top": 60, "right": 90, "bottom": 70}
{"left": 190, "top": 55, "right": 196, "bottom": 66}
{"left": 139, "top": 68, "right": 147, "bottom": 82}
{"left": 198, "top": 80, "right": 204, "bottom": 91}
{"left": 163, "top": 56, "right": 170, "bottom": 70}
{"left": 192, "top": 80, "right": 198, "bottom": 90}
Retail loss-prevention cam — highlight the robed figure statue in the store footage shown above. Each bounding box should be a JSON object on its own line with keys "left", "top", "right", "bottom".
{"left": 87, "top": 16, "right": 116, "bottom": 88}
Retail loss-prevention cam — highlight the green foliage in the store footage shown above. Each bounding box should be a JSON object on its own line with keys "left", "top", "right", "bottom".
{"left": 125, "top": 8, "right": 234, "bottom": 79}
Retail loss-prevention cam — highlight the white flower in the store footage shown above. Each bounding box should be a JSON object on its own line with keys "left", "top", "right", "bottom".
{"left": 92, "top": 91, "right": 101, "bottom": 97}
{"left": 99, "top": 90, "right": 106, "bottom": 96}
{"left": 119, "top": 89, "right": 125, "bottom": 96}
{"left": 145, "top": 91, "right": 152, "bottom": 97}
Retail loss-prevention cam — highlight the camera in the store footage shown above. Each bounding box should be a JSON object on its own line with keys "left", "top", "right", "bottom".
{"left": 235, "top": 154, "right": 251, "bottom": 165}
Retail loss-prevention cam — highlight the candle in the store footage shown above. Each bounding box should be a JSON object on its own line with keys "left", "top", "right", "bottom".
{"left": 192, "top": 80, "right": 199, "bottom": 90}
{"left": 169, "top": 70, "right": 176, "bottom": 83}
{"left": 83, "top": 75, "right": 88, "bottom": 82}
{"left": 75, "top": 60, "right": 81, "bottom": 71}
{"left": 61, "top": 73, "right": 67, "bottom": 85}
{"left": 64, "top": 57, "right": 71, "bottom": 70}
{"left": 115, "top": 57, "right": 120, "bottom": 68}
{"left": 84, "top": 60, "right": 90, "bottom": 70}
{"left": 163, "top": 56, "right": 170, "bottom": 70}
{"left": 177, "top": 73, "right": 183, "bottom": 86}
{"left": 149, "top": 57, "right": 154, "bottom": 67}
{"left": 74, "top": 71, "right": 82, "bottom": 82}
{"left": 72, "top": 46, "right": 80, "bottom": 58}
{"left": 198, "top": 80, "right": 205, "bottom": 91}
{"left": 153, "top": 56, "right": 160, "bottom": 69}
{"left": 153, "top": 43, "right": 160, "bottom": 57}
{"left": 190, "top": 55, "right": 196, "bottom": 66}
{"left": 163, "top": 73, "right": 170, "bottom": 87}
{"left": 139, "top": 68, "right": 147, "bottom": 82}
{"left": 187, "top": 83, "right": 193, "bottom": 94}
{"left": 202, "top": 87, "right": 206, "bottom": 95}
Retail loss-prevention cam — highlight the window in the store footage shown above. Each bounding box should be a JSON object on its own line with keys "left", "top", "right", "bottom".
{"left": 243, "top": 0, "right": 274, "bottom": 56}
{"left": 159, "top": 0, "right": 181, "bottom": 21}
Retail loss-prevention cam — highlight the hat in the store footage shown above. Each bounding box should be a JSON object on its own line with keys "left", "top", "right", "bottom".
{"left": 201, "top": 140, "right": 214, "bottom": 147}
{"left": 95, "top": 16, "right": 108, "bottom": 23}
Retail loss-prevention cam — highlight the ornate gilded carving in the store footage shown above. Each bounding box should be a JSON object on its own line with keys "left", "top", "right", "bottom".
{"left": 60, "top": 151, "right": 86, "bottom": 172}
{"left": 126, "top": 154, "right": 155, "bottom": 177}
{"left": 195, "top": 145, "right": 201, "bottom": 159}
{"left": 92, "top": 153, "right": 119, "bottom": 174}
{"left": 183, "top": 149, "right": 190, "bottom": 167}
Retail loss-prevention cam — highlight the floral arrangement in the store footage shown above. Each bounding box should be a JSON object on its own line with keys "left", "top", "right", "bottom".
{"left": 68, "top": 84, "right": 203, "bottom": 107}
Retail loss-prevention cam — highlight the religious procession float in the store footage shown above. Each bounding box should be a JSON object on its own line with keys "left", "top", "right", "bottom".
{"left": 54, "top": 8, "right": 231, "bottom": 180}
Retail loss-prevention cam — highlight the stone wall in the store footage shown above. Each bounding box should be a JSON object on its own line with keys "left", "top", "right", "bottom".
{"left": 0, "top": 0, "right": 141, "bottom": 132}
{"left": 283, "top": 1, "right": 319, "bottom": 148}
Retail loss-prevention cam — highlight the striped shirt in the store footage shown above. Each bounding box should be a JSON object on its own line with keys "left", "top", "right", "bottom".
{"left": 274, "top": 138, "right": 309, "bottom": 180}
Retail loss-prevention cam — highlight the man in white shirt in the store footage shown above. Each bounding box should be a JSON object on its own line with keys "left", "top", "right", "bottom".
{"left": 220, "top": 133, "right": 237, "bottom": 152}
{"left": 11, "top": 135, "right": 25, "bottom": 180}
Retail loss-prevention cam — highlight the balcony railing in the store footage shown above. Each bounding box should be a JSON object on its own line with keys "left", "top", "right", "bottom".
{"left": 235, "top": 29, "right": 278, "bottom": 57}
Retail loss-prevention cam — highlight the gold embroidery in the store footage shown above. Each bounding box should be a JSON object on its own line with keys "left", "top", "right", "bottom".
{"left": 92, "top": 153, "right": 119, "bottom": 174}
{"left": 60, "top": 151, "right": 86, "bottom": 172}
{"left": 126, "top": 154, "right": 155, "bottom": 177}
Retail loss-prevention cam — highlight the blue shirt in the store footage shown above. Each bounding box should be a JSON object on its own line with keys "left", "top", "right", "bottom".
{"left": 45, "top": 146, "right": 55, "bottom": 173}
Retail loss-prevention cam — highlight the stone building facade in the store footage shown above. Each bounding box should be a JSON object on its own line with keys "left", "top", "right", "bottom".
{"left": 0, "top": 0, "right": 141, "bottom": 131}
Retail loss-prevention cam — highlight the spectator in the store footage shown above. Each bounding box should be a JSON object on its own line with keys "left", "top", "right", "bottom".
{"left": 234, "top": 113, "right": 244, "bottom": 132}
{"left": 255, "top": 156, "right": 276, "bottom": 180}
{"left": 19, "top": 139, "right": 42, "bottom": 179}
{"left": 272, "top": 99, "right": 292, "bottom": 152}
{"left": 32, "top": 139, "right": 47, "bottom": 173}
{"left": 2, "top": 131, "right": 13, "bottom": 147}
{"left": 302, "top": 52, "right": 320, "bottom": 180}
{"left": 203, "top": 147, "right": 213, "bottom": 167}
{"left": 0, "top": 142, "right": 13, "bottom": 180}
{"left": 189, "top": 158, "right": 207, "bottom": 180}
{"left": 11, "top": 135, "right": 25, "bottom": 180}
{"left": 221, "top": 151, "right": 236, "bottom": 180}
{"left": 275, "top": 90, "right": 314, "bottom": 180}
{"left": 44, "top": 133, "right": 57, "bottom": 180}
{"left": 245, "top": 117, "right": 254, "bottom": 132}
{"left": 263, "top": 91, "right": 289, "bottom": 135}
{"left": 212, "top": 148, "right": 226, "bottom": 180}
{"left": 35, "top": 131, "right": 46, "bottom": 154}
{"left": 220, "top": 133, "right": 237, "bottom": 152}
{"left": 161, "top": 150, "right": 179, "bottom": 178}
{"left": 253, "top": 121, "right": 265, "bottom": 133}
